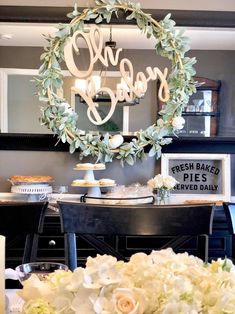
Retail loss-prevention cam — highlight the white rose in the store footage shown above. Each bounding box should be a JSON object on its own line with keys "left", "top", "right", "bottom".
{"left": 172, "top": 116, "right": 185, "bottom": 130}
{"left": 163, "top": 176, "right": 178, "bottom": 189}
{"left": 153, "top": 174, "right": 164, "bottom": 189}
{"left": 147, "top": 174, "right": 164, "bottom": 189}
{"left": 113, "top": 288, "right": 145, "bottom": 314}
{"left": 147, "top": 178, "right": 155, "bottom": 189}
{"left": 109, "top": 134, "right": 124, "bottom": 149}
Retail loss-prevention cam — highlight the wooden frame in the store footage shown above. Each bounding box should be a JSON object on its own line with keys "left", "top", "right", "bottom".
{"left": 161, "top": 153, "right": 231, "bottom": 202}
{"left": 158, "top": 77, "right": 221, "bottom": 137}
{"left": 182, "top": 77, "right": 220, "bottom": 137}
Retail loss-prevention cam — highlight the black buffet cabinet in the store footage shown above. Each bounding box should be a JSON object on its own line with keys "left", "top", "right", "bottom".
{"left": 5, "top": 207, "right": 232, "bottom": 270}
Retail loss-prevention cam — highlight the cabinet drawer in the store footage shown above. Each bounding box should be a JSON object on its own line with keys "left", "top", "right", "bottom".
{"left": 38, "top": 235, "right": 64, "bottom": 248}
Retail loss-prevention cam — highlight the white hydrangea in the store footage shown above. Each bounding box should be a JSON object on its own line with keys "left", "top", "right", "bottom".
{"left": 20, "top": 249, "right": 235, "bottom": 314}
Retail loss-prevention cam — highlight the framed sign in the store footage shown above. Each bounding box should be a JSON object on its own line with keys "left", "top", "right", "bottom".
{"left": 161, "top": 153, "right": 231, "bottom": 201}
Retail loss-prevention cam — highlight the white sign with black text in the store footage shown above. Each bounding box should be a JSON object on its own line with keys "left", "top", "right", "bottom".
{"left": 161, "top": 153, "right": 231, "bottom": 201}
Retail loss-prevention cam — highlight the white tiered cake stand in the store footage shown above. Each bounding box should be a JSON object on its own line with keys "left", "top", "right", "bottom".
{"left": 71, "top": 163, "right": 115, "bottom": 197}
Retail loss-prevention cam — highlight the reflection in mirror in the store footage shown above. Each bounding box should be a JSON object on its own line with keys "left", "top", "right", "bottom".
{"left": 158, "top": 76, "right": 221, "bottom": 138}
{"left": 75, "top": 98, "right": 124, "bottom": 133}
{"left": 0, "top": 69, "right": 131, "bottom": 134}
{"left": 179, "top": 77, "right": 220, "bottom": 138}
{"left": 0, "top": 69, "right": 72, "bottom": 134}
{"left": 63, "top": 73, "right": 131, "bottom": 134}
{"left": 1, "top": 22, "right": 235, "bottom": 137}
{"left": 0, "top": 69, "right": 50, "bottom": 133}
{"left": 0, "top": 69, "right": 43, "bottom": 133}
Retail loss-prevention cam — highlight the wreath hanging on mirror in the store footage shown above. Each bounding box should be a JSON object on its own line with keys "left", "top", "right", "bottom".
{"left": 37, "top": 0, "right": 196, "bottom": 166}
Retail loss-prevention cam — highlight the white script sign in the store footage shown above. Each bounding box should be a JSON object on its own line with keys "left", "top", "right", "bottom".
{"left": 64, "top": 25, "right": 169, "bottom": 125}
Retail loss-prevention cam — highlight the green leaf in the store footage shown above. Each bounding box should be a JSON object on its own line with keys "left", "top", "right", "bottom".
{"left": 126, "top": 11, "right": 135, "bottom": 20}
{"left": 126, "top": 155, "right": 134, "bottom": 166}
{"left": 69, "top": 143, "right": 76, "bottom": 154}
{"left": 148, "top": 146, "right": 156, "bottom": 157}
{"left": 95, "top": 15, "right": 103, "bottom": 23}
{"left": 61, "top": 133, "right": 67, "bottom": 143}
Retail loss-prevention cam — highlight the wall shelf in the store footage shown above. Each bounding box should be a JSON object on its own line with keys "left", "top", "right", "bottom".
{"left": 182, "top": 112, "right": 219, "bottom": 117}
{"left": 1, "top": 134, "right": 235, "bottom": 154}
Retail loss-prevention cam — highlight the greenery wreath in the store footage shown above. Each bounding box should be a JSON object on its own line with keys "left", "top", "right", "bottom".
{"left": 37, "top": 0, "right": 197, "bottom": 166}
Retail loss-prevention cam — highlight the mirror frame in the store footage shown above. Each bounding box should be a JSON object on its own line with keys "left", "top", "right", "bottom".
{"left": 1, "top": 6, "right": 235, "bottom": 153}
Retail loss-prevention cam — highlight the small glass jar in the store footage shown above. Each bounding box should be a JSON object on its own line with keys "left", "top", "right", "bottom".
{"left": 153, "top": 188, "right": 171, "bottom": 205}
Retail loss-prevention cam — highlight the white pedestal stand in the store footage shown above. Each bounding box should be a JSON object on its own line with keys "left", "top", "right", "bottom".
{"left": 83, "top": 170, "right": 101, "bottom": 197}
{"left": 72, "top": 164, "right": 116, "bottom": 198}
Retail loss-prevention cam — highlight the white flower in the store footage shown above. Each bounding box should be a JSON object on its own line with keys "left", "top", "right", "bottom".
{"left": 93, "top": 296, "right": 113, "bottom": 314}
{"left": 147, "top": 174, "right": 177, "bottom": 190}
{"left": 147, "top": 174, "right": 164, "bottom": 189}
{"left": 163, "top": 176, "right": 178, "bottom": 190}
{"left": 113, "top": 288, "right": 145, "bottom": 314}
{"left": 21, "top": 299, "right": 54, "bottom": 314}
{"left": 18, "top": 274, "right": 53, "bottom": 302}
{"left": 83, "top": 254, "right": 121, "bottom": 289}
{"left": 172, "top": 116, "right": 185, "bottom": 130}
{"left": 109, "top": 134, "right": 124, "bottom": 149}
{"left": 19, "top": 249, "right": 235, "bottom": 314}
{"left": 71, "top": 289, "right": 96, "bottom": 313}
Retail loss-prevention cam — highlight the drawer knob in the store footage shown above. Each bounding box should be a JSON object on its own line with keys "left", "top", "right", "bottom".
{"left": 49, "top": 240, "right": 56, "bottom": 246}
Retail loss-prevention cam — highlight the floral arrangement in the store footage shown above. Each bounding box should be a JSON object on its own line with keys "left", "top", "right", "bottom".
{"left": 147, "top": 174, "right": 178, "bottom": 203}
{"left": 37, "top": 0, "right": 196, "bottom": 166}
{"left": 19, "top": 249, "right": 235, "bottom": 314}
{"left": 147, "top": 174, "right": 178, "bottom": 202}
{"left": 147, "top": 174, "right": 178, "bottom": 191}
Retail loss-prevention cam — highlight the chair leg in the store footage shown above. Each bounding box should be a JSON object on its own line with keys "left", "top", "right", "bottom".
{"left": 232, "top": 234, "right": 235, "bottom": 262}
{"left": 65, "top": 233, "right": 77, "bottom": 271}
{"left": 23, "top": 234, "right": 34, "bottom": 264}
{"left": 23, "top": 233, "right": 39, "bottom": 264}
{"left": 30, "top": 234, "right": 39, "bottom": 262}
{"left": 197, "top": 234, "right": 209, "bottom": 262}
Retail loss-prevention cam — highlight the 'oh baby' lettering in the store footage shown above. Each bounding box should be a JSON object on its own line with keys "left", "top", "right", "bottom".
{"left": 64, "top": 25, "right": 169, "bottom": 125}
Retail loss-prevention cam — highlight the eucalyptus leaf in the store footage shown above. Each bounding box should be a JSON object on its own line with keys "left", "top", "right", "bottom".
{"left": 95, "top": 15, "right": 103, "bottom": 23}
{"left": 149, "top": 146, "right": 157, "bottom": 157}
{"left": 126, "top": 155, "right": 134, "bottom": 166}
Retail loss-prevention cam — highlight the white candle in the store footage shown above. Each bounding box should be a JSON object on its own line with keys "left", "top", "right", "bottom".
{"left": 0, "top": 235, "right": 5, "bottom": 313}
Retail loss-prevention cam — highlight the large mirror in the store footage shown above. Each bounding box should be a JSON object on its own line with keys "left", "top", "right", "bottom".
{"left": 0, "top": 23, "right": 165, "bottom": 135}
{"left": 0, "top": 8, "right": 235, "bottom": 150}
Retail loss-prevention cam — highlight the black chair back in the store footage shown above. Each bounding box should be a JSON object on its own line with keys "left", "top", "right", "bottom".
{"left": 59, "top": 202, "right": 214, "bottom": 235}
{"left": 58, "top": 201, "right": 215, "bottom": 270}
